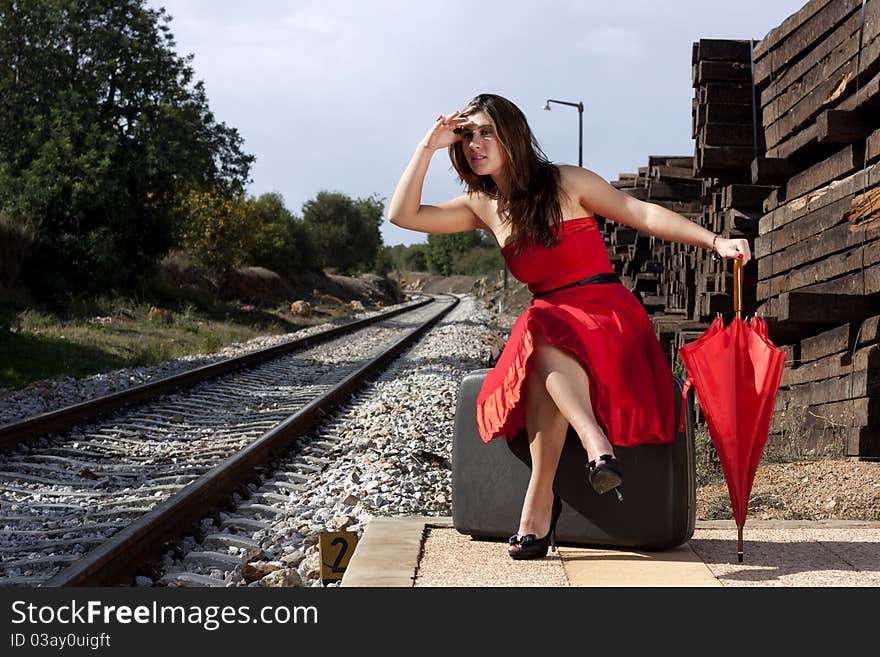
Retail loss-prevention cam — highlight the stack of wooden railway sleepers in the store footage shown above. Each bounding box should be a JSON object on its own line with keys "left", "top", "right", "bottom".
{"left": 771, "top": 315, "right": 880, "bottom": 457}
{"left": 751, "top": 0, "right": 880, "bottom": 457}
{"left": 607, "top": 157, "right": 709, "bottom": 371}
{"left": 691, "top": 38, "right": 776, "bottom": 323}
{"left": 607, "top": 156, "right": 702, "bottom": 315}
{"left": 692, "top": 38, "right": 757, "bottom": 180}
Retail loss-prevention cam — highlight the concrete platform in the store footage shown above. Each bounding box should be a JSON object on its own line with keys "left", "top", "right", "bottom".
{"left": 341, "top": 516, "right": 880, "bottom": 587}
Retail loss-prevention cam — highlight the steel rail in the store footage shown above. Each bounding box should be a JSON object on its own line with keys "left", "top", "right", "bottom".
{"left": 0, "top": 296, "right": 433, "bottom": 451}
{"left": 44, "top": 295, "right": 458, "bottom": 586}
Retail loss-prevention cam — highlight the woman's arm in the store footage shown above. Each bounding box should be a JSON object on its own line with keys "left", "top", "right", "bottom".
{"left": 572, "top": 167, "right": 751, "bottom": 264}
{"left": 388, "top": 113, "right": 485, "bottom": 234}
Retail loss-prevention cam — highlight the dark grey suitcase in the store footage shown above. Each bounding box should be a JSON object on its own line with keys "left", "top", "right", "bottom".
{"left": 451, "top": 369, "right": 696, "bottom": 549}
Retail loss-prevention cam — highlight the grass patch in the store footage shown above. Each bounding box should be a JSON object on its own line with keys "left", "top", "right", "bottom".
{"left": 694, "top": 423, "right": 725, "bottom": 487}
{"left": 0, "top": 299, "right": 323, "bottom": 390}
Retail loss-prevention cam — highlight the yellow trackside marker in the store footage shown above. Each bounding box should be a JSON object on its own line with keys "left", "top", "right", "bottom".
{"left": 319, "top": 531, "right": 358, "bottom": 584}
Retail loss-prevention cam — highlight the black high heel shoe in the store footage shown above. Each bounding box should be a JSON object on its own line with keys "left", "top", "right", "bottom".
{"left": 508, "top": 494, "right": 563, "bottom": 560}
{"left": 588, "top": 454, "right": 624, "bottom": 501}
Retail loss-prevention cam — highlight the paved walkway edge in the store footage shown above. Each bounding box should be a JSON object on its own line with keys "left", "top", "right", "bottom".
{"left": 341, "top": 517, "right": 880, "bottom": 587}
{"left": 341, "top": 516, "right": 452, "bottom": 587}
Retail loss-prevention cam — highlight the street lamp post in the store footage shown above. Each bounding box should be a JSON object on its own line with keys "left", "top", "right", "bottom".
{"left": 542, "top": 99, "right": 584, "bottom": 167}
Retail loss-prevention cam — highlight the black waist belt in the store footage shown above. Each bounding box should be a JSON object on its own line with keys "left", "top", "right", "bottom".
{"left": 532, "top": 272, "right": 621, "bottom": 298}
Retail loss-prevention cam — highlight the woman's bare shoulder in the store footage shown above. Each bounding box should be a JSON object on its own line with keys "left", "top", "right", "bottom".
{"left": 463, "top": 192, "right": 497, "bottom": 222}
{"left": 460, "top": 192, "right": 509, "bottom": 243}
{"left": 556, "top": 165, "right": 600, "bottom": 206}
{"left": 557, "top": 164, "right": 605, "bottom": 182}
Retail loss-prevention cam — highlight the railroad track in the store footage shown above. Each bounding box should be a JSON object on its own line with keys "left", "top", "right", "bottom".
{"left": 0, "top": 296, "right": 434, "bottom": 449}
{"left": 0, "top": 295, "right": 460, "bottom": 586}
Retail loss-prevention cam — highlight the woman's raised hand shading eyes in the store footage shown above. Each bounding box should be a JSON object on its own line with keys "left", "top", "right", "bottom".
{"left": 424, "top": 111, "right": 474, "bottom": 150}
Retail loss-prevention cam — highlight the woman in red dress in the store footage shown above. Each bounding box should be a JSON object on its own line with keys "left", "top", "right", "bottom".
{"left": 389, "top": 93, "right": 749, "bottom": 559}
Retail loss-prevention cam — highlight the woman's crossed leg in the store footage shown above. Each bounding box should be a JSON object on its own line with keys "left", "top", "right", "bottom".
{"left": 512, "top": 333, "right": 616, "bottom": 546}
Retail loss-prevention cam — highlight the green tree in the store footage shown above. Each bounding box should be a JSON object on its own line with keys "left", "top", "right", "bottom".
{"left": 383, "top": 243, "right": 428, "bottom": 272}
{"left": 452, "top": 243, "right": 504, "bottom": 274}
{"left": 176, "top": 188, "right": 255, "bottom": 277}
{"left": 424, "top": 230, "right": 503, "bottom": 275}
{"left": 301, "top": 191, "right": 384, "bottom": 274}
{"left": 424, "top": 231, "right": 482, "bottom": 275}
{"left": 245, "top": 192, "right": 315, "bottom": 275}
{"left": 0, "top": 0, "right": 254, "bottom": 296}
{"left": 403, "top": 244, "right": 428, "bottom": 271}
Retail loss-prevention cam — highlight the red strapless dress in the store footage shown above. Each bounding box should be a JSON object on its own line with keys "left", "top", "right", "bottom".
{"left": 476, "top": 216, "right": 675, "bottom": 446}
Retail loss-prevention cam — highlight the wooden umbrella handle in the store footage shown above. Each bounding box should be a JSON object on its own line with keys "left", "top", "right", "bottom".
{"left": 733, "top": 258, "right": 743, "bottom": 319}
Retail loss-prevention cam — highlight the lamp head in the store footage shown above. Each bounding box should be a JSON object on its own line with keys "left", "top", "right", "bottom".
{"left": 541, "top": 101, "right": 551, "bottom": 111}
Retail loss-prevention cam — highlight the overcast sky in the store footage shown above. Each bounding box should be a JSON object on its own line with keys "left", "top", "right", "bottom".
{"left": 143, "top": 0, "right": 808, "bottom": 246}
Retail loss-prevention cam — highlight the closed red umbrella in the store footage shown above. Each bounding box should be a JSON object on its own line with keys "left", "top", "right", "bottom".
{"left": 677, "top": 259, "right": 787, "bottom": 562}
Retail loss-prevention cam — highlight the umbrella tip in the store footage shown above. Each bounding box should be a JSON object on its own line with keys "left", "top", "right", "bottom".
{"left": 738, "top": 552, "right": 743, "bottom": 563}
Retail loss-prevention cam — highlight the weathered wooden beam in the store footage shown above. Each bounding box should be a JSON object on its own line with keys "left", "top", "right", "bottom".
{"left": 699, "top": 83, "right": 753, "bottom": 105}
{"left": 772, "top": 142, "right": 866, "bottom": 209}
{"left": 761, "top": 4, "right": 877, "bottom": 126}
{"left": 794, "top": 261, "right": 880, "bottom": 297}
{"left": 647, "top": 156, "right": 694, "bottom": 169}
{"left": 694, "top": 102, "right": 753, "bottom": 131}
{"left": 777, "top": 370, "right": 880, "bottom": 408}
{"left": 753, "top": 0, "right": 837, "bottom": 65}
{"left": 846, "top": 426, "right": 880, "bottom": 457}
{"left": 764, "top": 33, "right": 880, "bottom": 150}
{"left": 780, "top": 343, "right": 880, "bottom": 387}
{"left": 775, "top": 291, "right": 880, "bottom": 324}
{"left": 620, "top": 187, "right": 648, "bottom": 201}
{"left": 694, "top": 38, "right": 752, "bottom": 63}
{"left": 844, "top": 185, "right": 880, "bottom": 233}
{"left": 800, "top": 323, "right": 857, "bottom": 361}
{"left": 755, "top": 0, "right": 862, "bottom": 86}
{"left": 751, "top": 157, "right": 794, "bottom": 185}
{"left": 759, "top": 7, "right": 866, "bottom": 110}
{"left": 803, "top": 396, "right": 880, "bottom": 428}
{"left": 868, "top": 127, "right": 880, "bottom": 163}
{"left": 799, "top": 315, "right": 880, "bottom": 361}
{"left": 753, "top": 308, "right": 829, "bottom": 342}
{"left": 760, "top": 186, "right": 880, "bottom": 261}
{"left": 849, "top": 312, "right": 879, "bottom": 344}
{"left": 817, "top": 109, "right": 875, "bottom": 144}
{"left": 647, "top": 199, "right": 702, "bottom": 216}
{"left": 693, "top": 60, "right": 751, "bottom": 86}
{"left": 757, "top": 239, "right": 880, "bottom": 300}
{"left": 696, "top": 145, "right": 754, "bottom": 175}
{"left": 650, "top": 165, "right": 695, "bottom": 181}
{"left": 611, "top": 226, "right": 638, "bottom": 245}
{"left": 764, "top": 57, "right": 853, "bottom": 150}
{"left": 761, "top": 217, "right": 874, "bottom": 278}
{"left": 758, "top": 160, "right": 880, "bottom": 236}
{"left": 767, "top": 68, "right": 880, "bottom": 160}
{"left": 647, "top": 179, "right": 702, "bottom": 201}
{"left": 720, "top": 208, "right": 760, "bottom": 233}
{"left": 721, "top": 184, "right": 777, "bottom": 209}
{"left": 699, "top": 123, "right": 755, "bottom": 148}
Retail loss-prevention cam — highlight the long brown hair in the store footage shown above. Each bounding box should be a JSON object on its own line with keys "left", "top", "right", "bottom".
{"left": 449, "top": 93, "right": 565, "bottom": 253}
